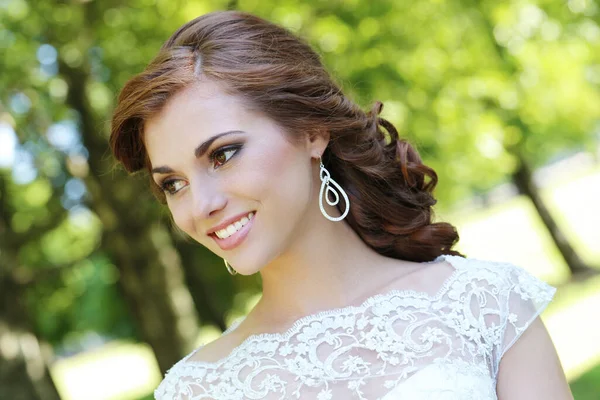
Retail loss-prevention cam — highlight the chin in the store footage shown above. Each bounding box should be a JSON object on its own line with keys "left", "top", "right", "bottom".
{"left": 233, "top": 267, "right": 262, "bottom": 276}
{"left": 226, "top": 258, "right": 265, "bottom": 276}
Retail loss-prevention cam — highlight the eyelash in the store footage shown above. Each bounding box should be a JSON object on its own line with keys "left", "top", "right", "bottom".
{"left": 159, "top": 144, "right": 242, "bottom": 196}
{"left": 209, "top": 145, "right": 242, "bottom": 169}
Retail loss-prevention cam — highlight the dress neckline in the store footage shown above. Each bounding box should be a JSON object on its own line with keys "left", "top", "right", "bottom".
{"left": 183, "top": 254, "right": 466, "bottom": 368}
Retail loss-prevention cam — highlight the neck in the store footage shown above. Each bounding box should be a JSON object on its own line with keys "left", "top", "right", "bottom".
{"left": 255, "top": 205, "right": 397, "bottom": 326}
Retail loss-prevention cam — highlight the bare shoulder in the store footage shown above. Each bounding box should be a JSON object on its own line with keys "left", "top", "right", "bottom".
{"left": 377, "top": 256, "right": 457, "bottom": 296}
{"left": 496, "top": 317, "right": 573, "bottom": 399}
{"left": 186, "top": 328, "right": 248, "bottom": 364}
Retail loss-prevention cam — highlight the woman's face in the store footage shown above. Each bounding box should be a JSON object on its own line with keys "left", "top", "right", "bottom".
{"left": 144, "top": 79, "right": 326, "bottom": 275}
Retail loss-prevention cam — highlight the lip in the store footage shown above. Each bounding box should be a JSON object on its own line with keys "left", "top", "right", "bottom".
{"left": 209, "top": 212, "right": 256, "bottom": 251}
{"left": 207, "top": 210, "right": 256, "bottom": 235}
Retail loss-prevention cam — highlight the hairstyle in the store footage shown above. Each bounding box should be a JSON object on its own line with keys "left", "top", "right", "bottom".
{"left": 110, "top": 10, "right": 463, "bottom": 262}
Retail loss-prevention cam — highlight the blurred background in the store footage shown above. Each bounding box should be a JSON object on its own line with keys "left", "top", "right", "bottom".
{"left": 1, "top": 0, "right": 599, "bottom": 399}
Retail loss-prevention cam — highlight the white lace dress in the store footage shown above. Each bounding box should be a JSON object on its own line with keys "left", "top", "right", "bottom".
{"left": 155, "top": 255, "right": 556, "bottom": 400}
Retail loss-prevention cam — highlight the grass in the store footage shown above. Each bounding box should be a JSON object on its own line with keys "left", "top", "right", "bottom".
{"left": 570, "top": 363, "right": 600, "bottom": 400}
{"left": 50, "top": 163, "right": 600, "bottom": 399}
{"left": 134, "top": 395, "right": 154, "bottom": 400}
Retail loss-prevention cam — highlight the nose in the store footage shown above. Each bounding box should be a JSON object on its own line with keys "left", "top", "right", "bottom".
{"left": 190, "top": 178, "right": 227, "bottom": 221}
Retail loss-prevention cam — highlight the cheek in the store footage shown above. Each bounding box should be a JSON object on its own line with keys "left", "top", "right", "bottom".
{"left": 241, "top": 144, "right": 312, "bottom": 209}
{"left": 239, "top": 146, "right": 297, "bottom": 194}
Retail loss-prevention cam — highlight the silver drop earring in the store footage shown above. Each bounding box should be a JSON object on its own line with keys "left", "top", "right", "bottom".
{"left": 319, "top": 157, "right": 350, "bottom": 222}
{"left": 224, "top": 259, "right": 237, "bottom": 275}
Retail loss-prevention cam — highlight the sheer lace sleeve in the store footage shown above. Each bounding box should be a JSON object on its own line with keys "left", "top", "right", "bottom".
{"left": 153, "top": 256, "right": 558, "bottom": 400}
{"left": 494, "top": 262, "right": 556, "bottom": 373}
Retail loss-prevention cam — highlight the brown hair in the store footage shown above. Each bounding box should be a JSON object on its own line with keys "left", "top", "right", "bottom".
{"left": 110, "top": 10, "right": 463, "bottom": 262}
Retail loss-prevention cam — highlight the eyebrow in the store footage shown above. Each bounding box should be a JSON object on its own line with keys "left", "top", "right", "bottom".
{"left": 151, "top": 130, "right": 245, "bottom": 175}
{"left": 194, "top": 130, "right": 245, "bottom": 159}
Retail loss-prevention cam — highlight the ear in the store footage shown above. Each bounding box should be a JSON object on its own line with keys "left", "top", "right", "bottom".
{"left": 305, "top": 128, "right": 330, "bottom": 159}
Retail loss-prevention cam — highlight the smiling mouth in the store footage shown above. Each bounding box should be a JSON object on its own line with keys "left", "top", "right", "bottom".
{"left": 212, "top": 211, "right": 255, "bottom": 239}
{"left": 210, "top": 211, "right": 256, "bottom": 251}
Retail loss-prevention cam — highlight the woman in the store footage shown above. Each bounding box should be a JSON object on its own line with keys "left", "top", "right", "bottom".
{"left": 110, "top": 10, "right": 572, "bottom": 400}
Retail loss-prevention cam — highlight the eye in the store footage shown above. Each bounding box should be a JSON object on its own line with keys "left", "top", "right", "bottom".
{"left": 210, "top": 145, "right": 241, "bottom": 169}
{"left": 160, "top": 179, "right": 187, "bottom": 196}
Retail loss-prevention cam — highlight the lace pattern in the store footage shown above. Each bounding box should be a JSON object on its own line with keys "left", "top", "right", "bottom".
{"left": 155, "top": 256, "right": 556, "bottom": 400}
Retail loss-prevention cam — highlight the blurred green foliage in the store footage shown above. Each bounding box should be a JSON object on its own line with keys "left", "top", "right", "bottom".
{"left": 570, "top": 362, "right": 600, "bottom": 400}
{"left": 0, "top": 0, "right": 599, "bottom": 397}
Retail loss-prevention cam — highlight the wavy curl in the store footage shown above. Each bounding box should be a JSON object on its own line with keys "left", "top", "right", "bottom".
{"left": 110, "top": 10, "right": 463, "bottom": 262}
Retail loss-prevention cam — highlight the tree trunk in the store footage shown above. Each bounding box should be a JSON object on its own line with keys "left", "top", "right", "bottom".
{"left": 176, "top": 239, "right": 228, "bottom": 332}
{"left": 0, "top": 268, "right": 61, "bottom": 400}
{"left": 0, "top": 177, "right": 62, "bottom": 400}
{"left": 59, "top": 60, "right": 200, "bottom": 373}
{"left": 0, "top": 324, "right": 62, "bottom": 400}
{"left": 466, "top": 1, "right": 594, "bottom": 276}
{"left": 512, "top": 152, "right": 592, "bottom": 274}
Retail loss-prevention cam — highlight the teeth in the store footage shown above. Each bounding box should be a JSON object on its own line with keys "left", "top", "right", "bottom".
{"left": 215, "top": 212, "right": 254, "bottom": 239}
